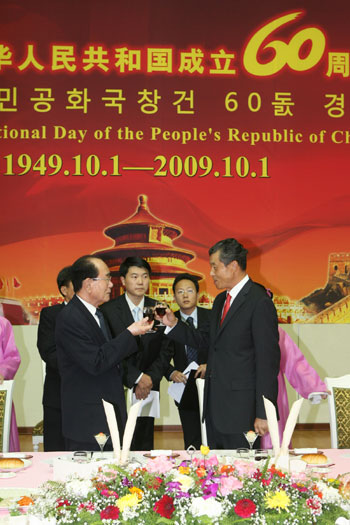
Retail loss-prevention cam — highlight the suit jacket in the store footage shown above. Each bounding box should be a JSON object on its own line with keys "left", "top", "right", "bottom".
{"left": 167, "top": 279, "right": 280, "bottom": 435}
{"left": 164, "top": 307, "right": 211, "bottom": 381}
{"left": 56, "top": 295, "right": 138, "bottom": 443}
{"left": 37, "top": 303, "right": 65, "bottom": 408}
{"left": 100, "top": 294, "right": 171, "bottom": 390}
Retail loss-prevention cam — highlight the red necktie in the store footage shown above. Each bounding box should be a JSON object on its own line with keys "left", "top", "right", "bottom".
{"left": 220, "top": 293, "right": 231, "bottom": 325}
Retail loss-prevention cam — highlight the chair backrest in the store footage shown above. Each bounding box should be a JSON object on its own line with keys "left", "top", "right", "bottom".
{"left": 0, "top": 380, "right": 14, "bottom": 453}
{"left": 195, "top": 378, "right": 208, "bottom": 446}
{"left": 325, "top": 375, "right": 350, "bottom": 448}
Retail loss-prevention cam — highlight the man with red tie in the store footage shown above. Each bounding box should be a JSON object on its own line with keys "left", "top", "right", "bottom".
{"left": 160, "top": 238, "right": 280, "bottom": 449}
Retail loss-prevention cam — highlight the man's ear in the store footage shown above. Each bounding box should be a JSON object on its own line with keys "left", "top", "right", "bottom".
{"left": 120, "top": 276, "right": 126, "bottom": 287}
{"left": 60, "top": 285, "right": 68, "bottom": 299}
{"left": 227, "top": 259, "right": 238, "bottom": 272}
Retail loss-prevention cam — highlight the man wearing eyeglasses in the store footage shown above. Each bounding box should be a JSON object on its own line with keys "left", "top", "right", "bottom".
{"left": 100, "top": 256, "right": 171, "bottom": 451}
{"left": 164, "top": 273, "right": 211, "bottom": 450}
{"left": 55, "top": 255, "right": 153, "bottom": 451}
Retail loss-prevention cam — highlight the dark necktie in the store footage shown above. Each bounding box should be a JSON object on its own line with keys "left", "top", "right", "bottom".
{"left": 220, "top": 293, "right": 231, "bottom": 325}
{"left": 95, "top": 308, "right": 111, "bottom": 341}
{"left": 185, "top": 316, "right": 198, "bottom": 364}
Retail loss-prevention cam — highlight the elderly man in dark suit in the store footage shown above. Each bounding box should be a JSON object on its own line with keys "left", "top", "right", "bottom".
{"left": 159, "top": 238, "right": 280, "bottom": 450}
{"left": 101, "top": 256, "right": 171, "bottom": 451}
{"left": 37, "top": 265, "right": 74, "bottom": 451}
{"left": 164, "top": 273, "right": 211, "bottom": 450}
{"left": 56, "top": 255, "right": 152, "bottom": 452}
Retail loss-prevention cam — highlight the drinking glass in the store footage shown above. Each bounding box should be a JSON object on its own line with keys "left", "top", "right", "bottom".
{"left": 94, "top": 433, "right": 110, "bottom": 458}
{"left": 243, "top": 430, "right": 258, "bottom": 456}
{"left": 155, "top": 302, "right": 167, "bottom": 326}
{"left": 236, "top": 447, "right": 250, "bottom": 459}
{"left": 254, "top": 449, "right": 269, "bottom": 462}
{"left": 143, "top": 306, "right": 156, "bottom": 333}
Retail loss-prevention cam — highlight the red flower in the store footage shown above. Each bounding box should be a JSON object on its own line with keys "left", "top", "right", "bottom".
{"left": 56, "top": 499, "right": 70, "bottom": 507}
{"left": 153, "top": 494, "right": 175, "bottom": 519}
{"left": 234, "top": 498, "right": 257, "bottom": 518}
{"left": 100, "top": 505, "right": 120, "bottom": 520}
{"left": 306, "top": 497, "right": 322, "bottom": 516}
{"left": 269, "top": 465, "right": 286, "bottom": 478}
{"left": 147, "top": 476, "right": 163, "bottom": 489}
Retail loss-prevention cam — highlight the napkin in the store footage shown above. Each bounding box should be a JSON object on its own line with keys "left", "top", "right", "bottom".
{"left": 121, "top": 400, "right": 142, "bottom": 464}
{"left": 102, "top": 399, "right": 121, "bottom": 461}
{"left": 294, "top": 448, "right": 317, "bottom": 454}
{"left": 263, "top": 396, "right": 280, "bottom": 457}
{"left": 280, "top": 398, "right": 303, "bottom": 455}
{"left": 263, "top": 395, "right": 304, "bottom": 471}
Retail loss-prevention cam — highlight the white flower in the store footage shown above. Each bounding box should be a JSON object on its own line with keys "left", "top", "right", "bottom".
{"left": 190, "top": 496, "right": 223, "bottom": 518}
{"left": 65, "top": 478, "right": 93, "bottom": 498}
{"left": 316, "top": 481, "right": 342, "bottom": 504}
{"left": 172, "top": 473, "right": 195, "bottom": 491}
{"left": 335, "top": 518, "right": 350, "bottom": 525}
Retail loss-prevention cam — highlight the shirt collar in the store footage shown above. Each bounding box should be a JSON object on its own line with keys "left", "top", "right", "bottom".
{"left": 227, "top": 274, "right": 249, "bottom": 302}
{"left": 180, "top": 307, "right": 198, "bottom": 327}
{"left": 125, "top": 292, "right": 145, "bottom": 314}
{"left": 76, "top": 294, "right": 98, "bottom": 318}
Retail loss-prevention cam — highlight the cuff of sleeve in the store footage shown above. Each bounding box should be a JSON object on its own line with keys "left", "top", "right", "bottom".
{"left": 135, "top": 372, "right": 143, "bottom": 384}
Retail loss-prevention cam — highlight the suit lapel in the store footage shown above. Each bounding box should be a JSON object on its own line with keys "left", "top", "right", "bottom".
{"left": 72, "top": 295, "right": 105, "bottom": 343}
{"left": 118, "top": 294, "right": 134, "bottom": 326}
{"left": 197, "top": 306, "right": 207, "bottom": 327}
{"left": 215, "top": 280, "right": 252, "bottom": 336}
{"left": 212, "top": 293, "right": 226, "bottom": 338}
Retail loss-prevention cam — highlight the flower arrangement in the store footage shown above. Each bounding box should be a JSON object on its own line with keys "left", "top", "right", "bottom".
{"left": 22, "top": 452, "right": 350, "bottom": 524}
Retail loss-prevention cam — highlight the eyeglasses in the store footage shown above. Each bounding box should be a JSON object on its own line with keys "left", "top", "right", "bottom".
{"left": 92, "top": 276, "right": 112, "bottom": 282}
{"left": 176, "top": 289, "right": 195, "bottom": 295}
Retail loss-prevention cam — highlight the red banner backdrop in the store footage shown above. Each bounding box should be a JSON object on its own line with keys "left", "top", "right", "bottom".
{"left": 1, "top": 0, "right": 350, "bottom": 324}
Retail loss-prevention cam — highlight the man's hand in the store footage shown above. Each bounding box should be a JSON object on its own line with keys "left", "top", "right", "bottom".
{"left": 154, "top": 307, "right": 178, "bottom": 328}
{"left": 194, "top": 364, "right": 207, "bottom": 379}
{"left": 127, "top": 318, "right": 153, "bottom": 336}
{"left": 134, "top": 373, "right": 153, "bottom": 400}
{"left": 170, "top": 370, "right": 188, "bottom": 384}
{"left": 254, "top": 417, "right": 269, "bottom": 436}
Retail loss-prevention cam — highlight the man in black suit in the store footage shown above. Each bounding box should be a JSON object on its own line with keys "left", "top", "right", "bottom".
{"left": 37, "top": 266, "right": 74, "bottom": 451}
{"left": 55, "top": 255, "right": 152, "bottom": 451}
{"left": 101, "top": 256, "right": 171, "bottom": 451}
{"left": 160, "top": 238, "right": 280, "bottom": 450}
{"left": 164, "top": 273, "right": 211, "bottom": 450}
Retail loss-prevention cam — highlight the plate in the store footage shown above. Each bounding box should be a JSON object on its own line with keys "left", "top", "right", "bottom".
{"left": 143, "top": 453, "right": 180, "bottom": 459}
{"left": 302, "top": 457, "right": 333, "bottom": 467}
{"left": 306, "top": 462, "right": 334, "bottom": 468}
{"left": 0, "top": 453, "right": 33, "bottom": 460}
{"left": 0, "top": 488, "right": 38, "bottom": 509}
{"left": 290, "top": 450, "right": 323, "bottom": 456}
{"left": 0, "top": 459, "right": 32, "bottom": 472}
{"left": 0, "top": 472, "right": 16, "bottom": 479}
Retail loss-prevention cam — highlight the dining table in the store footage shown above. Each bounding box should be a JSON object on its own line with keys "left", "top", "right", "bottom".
{"left": 0, "top": 448, "right": 349, "bottom": 522}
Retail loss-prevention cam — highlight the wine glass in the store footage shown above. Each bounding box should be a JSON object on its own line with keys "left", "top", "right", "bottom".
{"left": 94, "top": 432, "right": 110, "bottom": 458}
{"left": 186, "top": 444, "right": 196, "bottom": 464}
{"left": 243, "top": 430, "right": 258, "bottom": 457}
{"left": 143, "top": 306, "right": 156, "bottom": 333}
{"left": 155, "top": 301, "right": 167, "bottom": 326}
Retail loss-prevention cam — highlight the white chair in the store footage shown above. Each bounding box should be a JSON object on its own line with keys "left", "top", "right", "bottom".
{"left": 195, "top": 378, "right": 208, "bottom": 446}
{"left": 0, "top": 380, "right": 14, "bottom": 453}
{"left": 325, "top": 375, "right": 350, "bottom": 448}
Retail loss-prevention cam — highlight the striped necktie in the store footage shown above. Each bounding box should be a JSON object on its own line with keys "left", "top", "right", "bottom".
{"left": 185, "top": 316, "right": 198, "bottom": 364}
